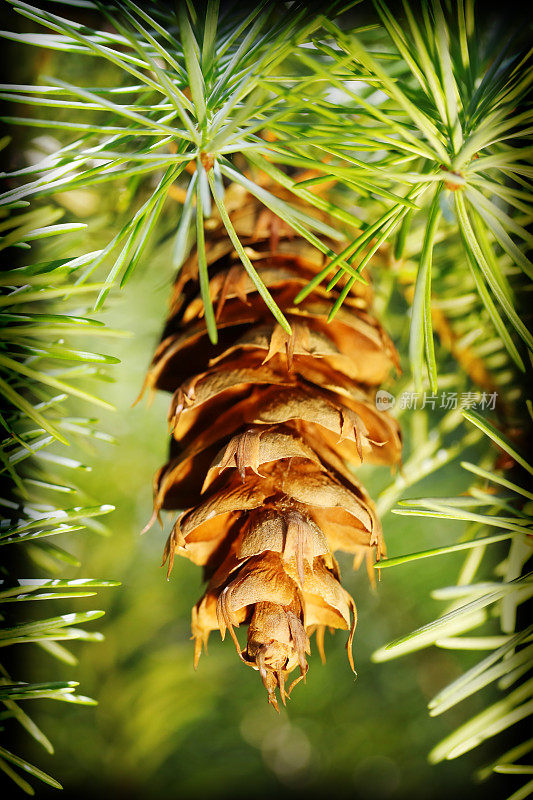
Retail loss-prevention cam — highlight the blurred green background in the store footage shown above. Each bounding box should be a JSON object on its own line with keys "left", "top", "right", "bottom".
{"left": 2, "top": 11, "right": 515, "bottom": 799}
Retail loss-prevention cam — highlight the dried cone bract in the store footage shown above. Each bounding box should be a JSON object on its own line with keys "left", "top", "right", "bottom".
{"left": 144, "top": 178, "right": 401, "bottom": 709}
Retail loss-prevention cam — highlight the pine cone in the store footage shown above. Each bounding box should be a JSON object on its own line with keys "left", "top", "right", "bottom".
{"left": 144, "top": 179, "right": 401, "bottom": 710}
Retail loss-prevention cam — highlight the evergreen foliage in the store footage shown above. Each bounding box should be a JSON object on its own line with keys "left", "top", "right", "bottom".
{"left": 0, "top": 1, "right": 530, "bottom": 796}
{"left": 0, "top": 195, "right": 120, "bottom": 791}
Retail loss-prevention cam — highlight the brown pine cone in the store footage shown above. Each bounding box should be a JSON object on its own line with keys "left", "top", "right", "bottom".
{"left": 143, "top": 178, "right": 401, "bottom": 710}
